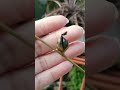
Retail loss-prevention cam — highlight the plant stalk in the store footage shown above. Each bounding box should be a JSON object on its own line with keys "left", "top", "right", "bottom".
{"left": 35, "top": 35, "right": 85, "bottom": 73}
{"left": 0, "top": 23, "right": 34, "bottom": 49}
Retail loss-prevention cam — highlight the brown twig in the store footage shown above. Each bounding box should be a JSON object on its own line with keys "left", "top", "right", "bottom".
{"left": 35, "top": 35, "right": 85, "bottom": 73}
{"left": 80, "top": 75, "right": 85, "bottom": 90}
{"left": 73, "top": 57, "right": 85, "bottom": 62}
{"left": 74, "top": 14, "right": 79, "bottom": 25}
{"left": 73, "top": 59, "right": 85, "bottom": 65}
{"left": 0, "top": 23, "right": 34, "bottom": 49}
{"left": 58, "top": 77, "right": 63, "bottom": 90}
{"left": 35, "top": 35, "right": 85, "bottom": 90}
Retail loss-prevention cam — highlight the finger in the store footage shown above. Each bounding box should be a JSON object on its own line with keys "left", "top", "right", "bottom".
{"left": 35, "top": 15, "right": 69, "bottom": 36}
{"left": 86, "top": 35, "right": 120, "bottom": 76}
{"left": 0, "top": 21, "right": 34, "bottom": 74}
{"left": 86, "top": 0, "right": 118, "bottom": 38}
{"left": 35, "top": 41, "right": 85, "bottom": 75}
{"left": 0, "top": 0, "right": 34, "bottom": 26}
{"left": 35, "top": 61, "right": 73, "bottom": 90}
{"left": 35, "top": 25, "right": 84, "bottom": 57}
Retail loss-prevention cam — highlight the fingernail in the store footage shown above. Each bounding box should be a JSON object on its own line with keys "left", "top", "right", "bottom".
{"left": 65, "top": 18, "right": 69, "bottom": 24}
{"left": 81, "top": 42, "right": 85, "bottom": 46}
{"left": 82, "top": 29, "right": 85, "bottom": 35}
{"left": 58, "top": 15, "right": 69, "bottom": 24}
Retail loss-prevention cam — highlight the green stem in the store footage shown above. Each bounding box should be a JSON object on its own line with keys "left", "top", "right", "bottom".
{"left": 0, "top": 23, "right": 34, "bottom": 49}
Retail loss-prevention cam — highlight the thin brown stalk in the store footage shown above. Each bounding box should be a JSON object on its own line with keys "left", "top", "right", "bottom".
{"left": 51, "top": 0, "right": 62, "bottom": 7}
{"left": 45, "top": 8, "right": 61, "bottom": 17}
{"left": 58, "top": 77, "right": 63, "bottom": 90}
{"left": 35, "top": 35, "right": 55, "bottom": 50}
{"left": 0, "top": 23, "right": 34, "bottom": 49}
{"left": 73, "top": 57, "right": 85, "bottom": 62}
{"left": 62, "top": 54, "right": 85, "bottom": 73}
{"left": 74, "top": 14, "right": 79, "bottom": 25}
{"left": 35, "top": 35, "right": 85, "bottom": 73}
{"left": 73, "top": 60, "right": 85, "bottom": 65}
{"left": 80, "top": 75, "right": 85, "bottom": 90}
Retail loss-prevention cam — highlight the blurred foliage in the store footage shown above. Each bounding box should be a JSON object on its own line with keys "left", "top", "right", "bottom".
{"left": 46, "top": 0, "right": 85, "bottom": 13}
{"left": 35, "top": 0, "right": 48, "bottom": 20}
{"left": 45, "top": 0, "right": 85, "bottom": 27}
{"left": 35, "top": 0, "right": 85, "bottom": 26}
{"left": 66, "top": 66, "right": 85, "bottom": 90}
{"left": 43, "top": 66, "right": 85, "bottom": 90}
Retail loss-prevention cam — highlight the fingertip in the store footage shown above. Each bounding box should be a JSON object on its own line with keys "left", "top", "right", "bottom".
{"left": 56, "top": 15, "right": 69, "bottom": 24}
{"left": 45, "top": 15, "right": 69, "bottom": 25}
{"left": 71, "top": 25, "right": 84, "bottom": 34}
{"left": 65, "top": 41, "right": 85, "bottom": 57}
{"left": 35, "top": 15, "right": 69, "bottom": 36}
{"left": 62, "top": 61, "right": 73, "bottom": 71}
{"left": 74, "top": 41, "right": 85, "bottom": 54}
{"left": 65, "top": 25, "right": 84, "bottom": 41}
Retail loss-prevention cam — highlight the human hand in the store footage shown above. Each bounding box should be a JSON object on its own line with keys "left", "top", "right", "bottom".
{"left": 86, "top": 0, "right": 120, "bottom": 75}
{"left": 35, "top": 15, "right": 85, "bottom": 90}
{"left": 0, "top": 0, "right": 34, "bottom": 90}
{"left": 0, "top": 0, "right": 34, "bottom": 74}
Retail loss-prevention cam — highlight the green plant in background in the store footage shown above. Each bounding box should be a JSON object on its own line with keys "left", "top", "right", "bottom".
{"left": 35, "top": 0, "right": 85, "bottom": 27}
{"left": 35, "top": 0, "right": 48, "bottom": 20}
{"left": 45, "top": 0, "right": 85, "bottom": 27}
{"left": 67, "top": 66, "right": 84, "bottom": 90}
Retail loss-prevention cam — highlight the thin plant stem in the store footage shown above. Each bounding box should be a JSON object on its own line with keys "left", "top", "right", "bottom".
{"left": 73, "top": 57, "right": 85, "bottom": 62}
{"left": 35, "top": 35, "right": 85, "bottom": 73}
{"left": 0, "top": 23, "right": 34, "bottom": 49}
{"left": 62, "top": 54, "right": 85, "bottom": 73}
{"left": 35, "top": 35, "right": 55, "bottom": 50}
{"left": 80, "top": 75, "right": 85, "bottom": 90}
{"left": 48, "top": 0, "right": 62, "bottom": 7}
{"left": 58, "top": 77, "right": 63, "bottom": 90}
{"left": 73, "top": 60, "right": 85, "bottom": 65}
